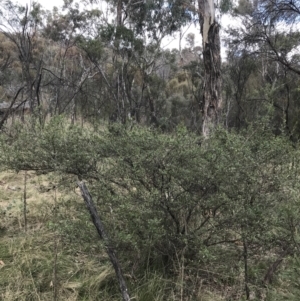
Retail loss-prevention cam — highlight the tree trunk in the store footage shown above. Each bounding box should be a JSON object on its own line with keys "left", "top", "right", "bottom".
{"left": 198, "top": 0, "right": 222, "bottom": 137}
{"left": 117, "top": 0, "right": 122, "bottom": 27}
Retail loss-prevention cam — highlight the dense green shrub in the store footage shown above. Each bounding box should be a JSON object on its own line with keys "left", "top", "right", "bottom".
{"left": 1, "top": 118, "right": 300, "bottom": 299}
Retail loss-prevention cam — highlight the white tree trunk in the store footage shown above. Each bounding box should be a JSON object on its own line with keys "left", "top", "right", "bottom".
{"left": 198, "top": 0, "right": 222, "bottom": 138}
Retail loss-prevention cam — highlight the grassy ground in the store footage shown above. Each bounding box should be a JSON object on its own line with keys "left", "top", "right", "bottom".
{"left": 0, "top": 170, "right": 229, "bottom": 301}
{"left": 0, "top": 170, "right": 120, "bottom": 301}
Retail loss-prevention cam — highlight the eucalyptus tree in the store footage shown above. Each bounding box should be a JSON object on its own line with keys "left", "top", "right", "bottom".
{"left": 198, "top": 0, "right": 222, "bottom": 137}
{"left": 225, "top": 0, "right": 300, "bottom": 137}
{"left": 126, "top": 0, "right": 222, "bottom": 135}
{"left": 233, "top": 0, "right": 300, "bottom": 76}
{"left": 42, "top": 5, "right": 103, "bottom": 120}
{"left": 60, "top": 0, "right": 223, "bottom": 132}
{"left": 0, "top": 0, "right": 45, "bottom": 120}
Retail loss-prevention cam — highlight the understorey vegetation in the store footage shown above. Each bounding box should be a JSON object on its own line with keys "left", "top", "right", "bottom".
{"left": 1, "top": 116, "right": 300, "bottom": 300}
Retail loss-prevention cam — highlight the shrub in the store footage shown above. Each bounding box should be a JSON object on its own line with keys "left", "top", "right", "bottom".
{"left": 1, "top": 118, "right": 300, "bottom": 299}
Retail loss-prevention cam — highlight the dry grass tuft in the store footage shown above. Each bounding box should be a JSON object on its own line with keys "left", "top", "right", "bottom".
{"left": 0, "top": 171, "right": 118, "bottom": 301}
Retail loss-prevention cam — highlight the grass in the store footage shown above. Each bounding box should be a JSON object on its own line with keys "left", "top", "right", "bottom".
{"left": 0, "top": 170, "right": 188, "bottom": 301}
{"left": 0, "top": 170, "right": 120, "bottom": 301}
{"left": 0, "top": 121, "right": 183, "bottom": 299}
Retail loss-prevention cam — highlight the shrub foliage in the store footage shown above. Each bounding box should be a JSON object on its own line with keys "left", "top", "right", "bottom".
{"left": 1, "top": 118, "right": 300, "bottom": 299}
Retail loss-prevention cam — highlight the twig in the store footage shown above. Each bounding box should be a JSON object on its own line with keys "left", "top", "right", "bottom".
{"left": 23, "top": 170, "right": 27, "bottom": 232}
{"left": 52, "top": 187, "right": 58, "bottom": 301}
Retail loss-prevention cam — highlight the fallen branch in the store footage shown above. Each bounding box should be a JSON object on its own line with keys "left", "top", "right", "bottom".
{"left": 77, "top": 181, "right": 131, "bottom": 301}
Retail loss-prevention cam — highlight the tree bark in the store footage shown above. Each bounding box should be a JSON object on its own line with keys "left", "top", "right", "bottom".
{"left": 116, "top": 0, "right": 122, "bottom": 27}
{"left": 77, "top": 181, "right": 131, "bottom": 301}
{"left": 198, "top": 0, "right": 222, "bottom": 137}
